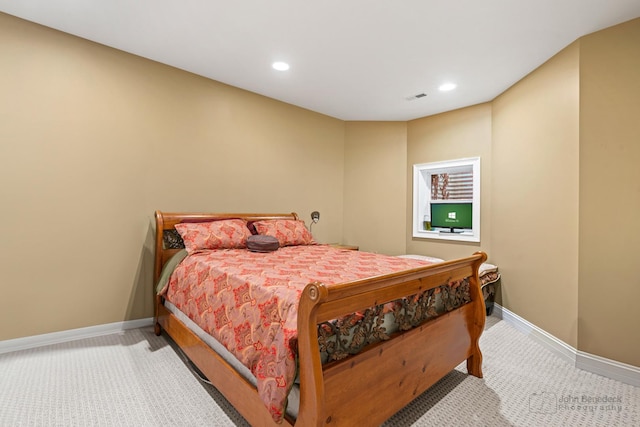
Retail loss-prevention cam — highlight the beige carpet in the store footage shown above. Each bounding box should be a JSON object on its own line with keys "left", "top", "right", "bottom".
{"left": 0, "top": 316, "right": 637, "bottom": 426}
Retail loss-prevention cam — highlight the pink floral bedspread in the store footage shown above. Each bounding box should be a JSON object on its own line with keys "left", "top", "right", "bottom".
{"left": 160, "top": 245, "right": 431, "bottom": 423}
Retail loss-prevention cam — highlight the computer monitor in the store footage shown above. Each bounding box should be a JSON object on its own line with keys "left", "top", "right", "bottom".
{"left": 430, "top": 202, "right": 472, "bottom": 233}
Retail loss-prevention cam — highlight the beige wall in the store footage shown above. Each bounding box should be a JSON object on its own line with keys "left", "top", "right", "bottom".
{"left": 578, "top": 19, "right": 640, "bottom": 366}
{"left": 404, "top": 20, "right": 640, "bottom": 365}
{"left": 406, "top": 104, "right": 493, "bottom": 261}
{"left": 2, "top": 11, "right": 639, "bottom": 369}
{"left": 0, "top": 13, "right": 345, "bottom": 341}
{"left": 489, "top": 18, "right": 640, "bottom": 365}
{"left": 343, "top": 122, "right": 408, "bottom": 254}
{"left": 491, "top": 42, "right": 580, "bottom": 347}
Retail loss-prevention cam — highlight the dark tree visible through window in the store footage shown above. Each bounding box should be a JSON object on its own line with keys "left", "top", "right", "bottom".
{"left": 430, "top": 171, "right": 473, "bottom": 200}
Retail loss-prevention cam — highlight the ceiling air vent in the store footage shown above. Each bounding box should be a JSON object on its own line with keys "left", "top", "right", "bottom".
{"left": 406, "top": 93, "right": 427, "bottom": 101}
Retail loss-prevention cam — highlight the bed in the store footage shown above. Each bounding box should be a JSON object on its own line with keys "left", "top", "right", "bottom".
{"left": 153, "top": 211, "right": 488, "bottom": 426}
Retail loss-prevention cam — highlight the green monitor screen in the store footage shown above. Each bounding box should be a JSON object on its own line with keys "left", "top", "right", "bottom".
{"left": 430, "top": 202, "right": 472, "bottom": 231}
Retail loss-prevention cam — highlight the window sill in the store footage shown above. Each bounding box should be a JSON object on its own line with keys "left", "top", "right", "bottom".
{"left": 413, "top": 230, "right": 480, "bottom": 243}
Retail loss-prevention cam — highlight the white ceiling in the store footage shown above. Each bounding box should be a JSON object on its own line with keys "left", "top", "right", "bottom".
{"left": 2, "top": 1, "right": 639, "bottom": 121}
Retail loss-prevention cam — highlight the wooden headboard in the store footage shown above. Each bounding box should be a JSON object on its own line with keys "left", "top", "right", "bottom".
{"left": 153, "top": 210, "right": 299, "bottom": 285}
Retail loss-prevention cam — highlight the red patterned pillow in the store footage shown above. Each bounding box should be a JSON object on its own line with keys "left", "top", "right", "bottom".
{"left": 175, "top": 219, "right": 252, "bottom": 253}
{"left": 252, "top": 219, "right": 315, "bottom": 247}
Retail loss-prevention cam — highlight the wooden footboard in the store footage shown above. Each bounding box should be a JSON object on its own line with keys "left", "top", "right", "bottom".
{"left": 153, "top": 211, "right": 487, "bottom": 426}
{"left": 296, "top": 252, "right": 487, "bottom": 426}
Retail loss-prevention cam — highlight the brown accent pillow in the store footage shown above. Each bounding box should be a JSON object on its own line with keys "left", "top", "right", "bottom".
{"left": 246, "top": 234, "right": 280, "bottom": 253}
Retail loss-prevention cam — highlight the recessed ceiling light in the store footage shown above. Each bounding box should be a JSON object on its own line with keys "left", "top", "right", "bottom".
{"left": 272, "top": 61, "right": 290, "bottom": 71}
{"left": 439, "top": 82, "right": 457, "bottom": 92}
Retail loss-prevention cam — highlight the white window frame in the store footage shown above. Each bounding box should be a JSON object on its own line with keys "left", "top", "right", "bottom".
{"left": 412, "top": 157, "right": 480, "bottom": 243}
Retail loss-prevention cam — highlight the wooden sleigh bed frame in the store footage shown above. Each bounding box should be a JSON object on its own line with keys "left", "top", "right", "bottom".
{"left": 153, "top": 211, "right": 487, "bottom": 426}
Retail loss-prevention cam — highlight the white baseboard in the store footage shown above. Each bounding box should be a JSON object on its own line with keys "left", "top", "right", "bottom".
{"left": 492, "top": 304, "right": 640, "bottom": 388}
{"left": 3, "top": 310, "right": 639, "bottom": 388}
{"left": 0, "top": 317, "right": 154, "bottom": 355}
{"left": 576, "top": 351, "right": 640, "bottom": 388}
{"left": 491, "top": 304, "right": 576, "bottom": 365}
